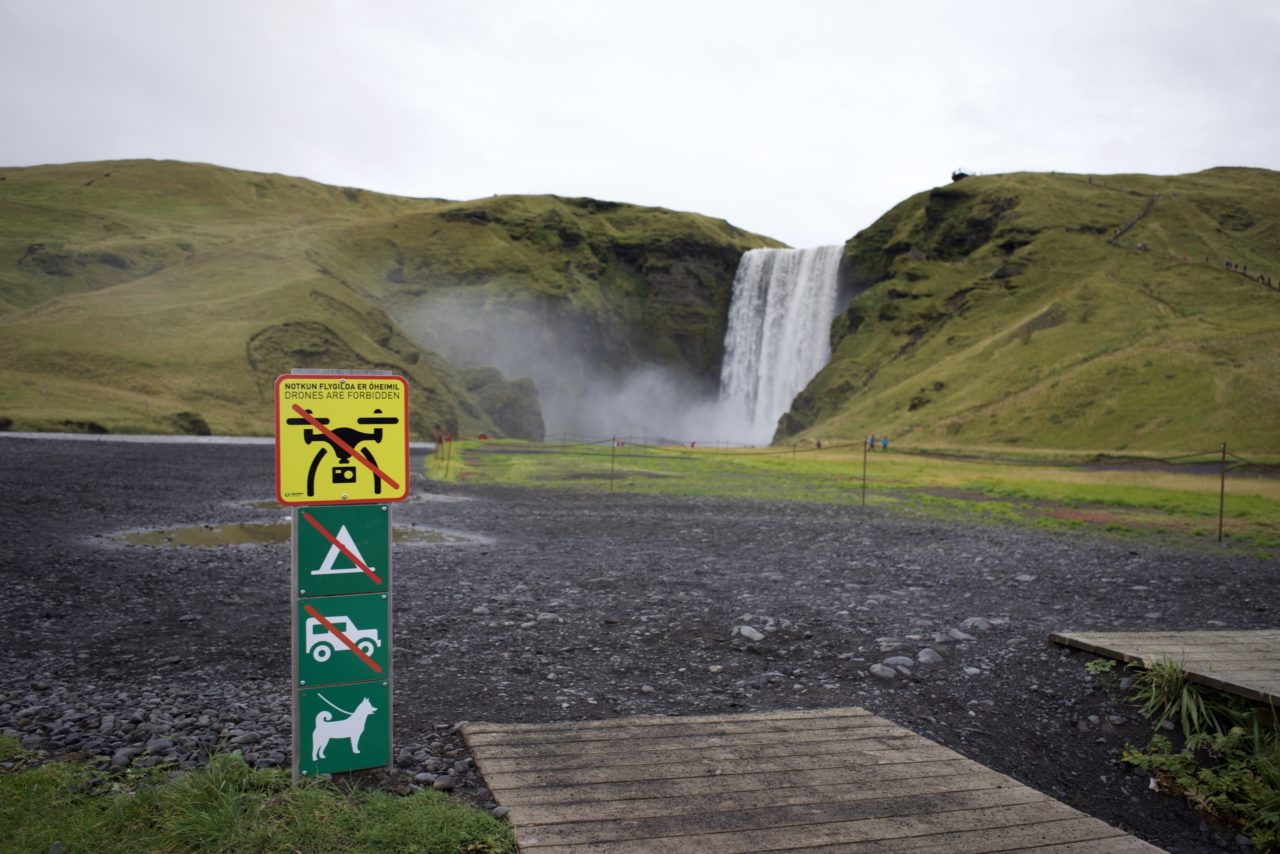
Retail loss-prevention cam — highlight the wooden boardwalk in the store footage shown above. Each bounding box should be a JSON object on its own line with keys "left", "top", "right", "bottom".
{"left": 462, "top": 707, "right": 1160, "bottom": 853}
{"left": 1052, "top": 629, "right": 1280, "bottom": 705}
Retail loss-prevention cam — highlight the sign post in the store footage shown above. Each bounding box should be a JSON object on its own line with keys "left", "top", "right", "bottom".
{"left": 275, "top": 372, "right": 409, "bottom": 779}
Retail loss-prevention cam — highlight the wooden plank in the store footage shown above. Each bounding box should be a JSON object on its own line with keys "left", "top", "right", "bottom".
{"left": 474, "top": 732, "right": 931, "bottom": 776}
{"left": 1055, "top": 630, "right": 1280, "bottom": 643}
{"left": 461, "top": 707, "right": 873, "bottom": 736}
{"left": 517, "top": 800, "right": 1112, "bottom": 853}
{"left": 505, "top": 769, "right": 1013, "bottom": 827}
{"left": 1016, "top": 838, "right": 1164, "bottom": 854}
{"left": 474, "top": 724, "right": 913, "bottom": 761}
{"left": 517, "top": 786, "right": 1052, "bottom": 848}
{"left": 792, "top": 818, "right": 1146, "bottom": 853}
{"left": 483, "top": 751, "right": 966, "bottom": 803}
{"left": 465, "top": 711, "right": 884, "bottom": 748}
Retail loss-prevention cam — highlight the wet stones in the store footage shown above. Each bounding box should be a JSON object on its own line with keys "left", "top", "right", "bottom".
{"left": 917, "top": 647, "right": 945, "bottom": 665}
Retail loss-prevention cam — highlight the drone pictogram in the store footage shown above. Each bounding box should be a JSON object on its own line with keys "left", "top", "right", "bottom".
{"left": 286, "top": 408, "right": 400, "bottom": 497}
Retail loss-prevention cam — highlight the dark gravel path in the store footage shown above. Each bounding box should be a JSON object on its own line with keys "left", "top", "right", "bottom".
{"left": 1, "top": 436, "right": 1275, "bottom": 851}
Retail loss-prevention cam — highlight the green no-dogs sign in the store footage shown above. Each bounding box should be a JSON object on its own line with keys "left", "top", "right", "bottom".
{"left": 297, "top": 681, "right": 391, "bottom": 778}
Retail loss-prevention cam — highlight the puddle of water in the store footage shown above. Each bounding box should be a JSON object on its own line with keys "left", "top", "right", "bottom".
{"left": 121, "top": 522, "right": 292, "bottom": 547}
{"left": 116, "top": 522, "right": 471, "bottom": 547}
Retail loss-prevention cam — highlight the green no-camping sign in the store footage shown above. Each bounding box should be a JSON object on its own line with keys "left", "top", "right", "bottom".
{"left": 294, "top": 504, "right": 391, "bottom": 597}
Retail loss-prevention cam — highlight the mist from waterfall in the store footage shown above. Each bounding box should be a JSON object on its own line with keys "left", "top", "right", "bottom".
{"left": 718, "top": 245, "right": 843, "bottom": 445}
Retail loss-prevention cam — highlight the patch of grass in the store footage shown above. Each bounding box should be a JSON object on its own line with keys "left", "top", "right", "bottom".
{"left": 434, "top": 440, "right": 1280, "bottom": 550}
{"left": 0, "top": 751, "right": 514, "bottom": 854}
{"left": 1119, "top": 659, "right": 1280, "bottom": 850}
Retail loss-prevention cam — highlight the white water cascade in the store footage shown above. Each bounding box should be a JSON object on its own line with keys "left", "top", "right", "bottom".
{"left": 718, "top": 245, "right": 843, "bottom": 444}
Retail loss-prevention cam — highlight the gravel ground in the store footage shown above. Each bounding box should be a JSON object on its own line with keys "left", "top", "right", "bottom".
{"left": 1, "top": 436, "right": 1276, "bottom": 851}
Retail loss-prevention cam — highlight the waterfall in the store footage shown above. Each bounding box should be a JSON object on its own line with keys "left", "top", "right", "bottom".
{"left": 719, "top": 245, "right": 843, "bottom": 444}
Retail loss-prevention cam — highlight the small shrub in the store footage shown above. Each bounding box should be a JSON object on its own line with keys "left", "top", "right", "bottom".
{"left": 1122, "top": 660, "right": 1280, "bottom": 849}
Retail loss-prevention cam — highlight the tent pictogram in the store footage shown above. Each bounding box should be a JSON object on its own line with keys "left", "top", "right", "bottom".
{"left": 311, "top": 524, "right": 373, "bottom": 576}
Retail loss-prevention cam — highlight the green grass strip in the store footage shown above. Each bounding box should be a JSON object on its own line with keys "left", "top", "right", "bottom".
{"left": 0, "top": 747, "right": 514, "bottom": 854}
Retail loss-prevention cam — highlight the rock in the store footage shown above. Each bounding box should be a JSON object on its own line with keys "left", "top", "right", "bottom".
{"left": 1014, "top": 574, "right": 1036, "bottom": 582}
{"left": 414, "top": 772, "right": 437, "bottom": 784}
{"left": 472, "top": 605, "right": 490, "bottom": 616}
{"left": 733, "top": 625, "right": 765, "bottom": 642}
{"left": 961, "top": 617, "right": 993, "bottom": 632}
{"left": 870, "top": 664, "right": 897, "bottom": 680}
{"left": 229, "top": 732, "right": 260, "bottom": 746}
{"left": 946, "top": 628, "right": 977, "bottom": 642}
{"left": 432, "top": 775, "right": 457, "bottom": 791}
{"left": 396, "top": 748, "right": 416, "bottom": 768}
{"left": 917, "top": 648, "right": 944, "bottom": 665}
{"left": 884, "top": 656, "right": 915, "bottom": 668}
{"left": 492, "top": 805, "right": 511, "bottom": 819}
{"left": 962, "top": 667, "right": 981, "bottom": 676}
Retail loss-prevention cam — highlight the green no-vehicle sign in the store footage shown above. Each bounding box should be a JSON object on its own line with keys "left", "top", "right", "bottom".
{"left": 296, "top": 593, "right": 391, "bottom": 687}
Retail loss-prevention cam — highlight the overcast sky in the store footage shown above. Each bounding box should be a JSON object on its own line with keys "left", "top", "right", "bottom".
{"left": 4, "top": 1, "right": 1279, "bottom": 247}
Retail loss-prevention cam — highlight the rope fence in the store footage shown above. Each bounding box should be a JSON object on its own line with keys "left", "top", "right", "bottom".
{"left": 441, "top": 433, "right": 1275, "bottom": 543}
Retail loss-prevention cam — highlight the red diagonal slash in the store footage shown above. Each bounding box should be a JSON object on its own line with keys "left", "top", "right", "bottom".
{"left": 291, "top": 404, "right": 401, "bottom": 491}
{"left": 303, "top": 604, "right": 383, "bottom": 674}
{"left": 301, "top": 511, "right": 383, "bottom": 585}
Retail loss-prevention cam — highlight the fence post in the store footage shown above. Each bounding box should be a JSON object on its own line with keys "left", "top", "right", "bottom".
{"left": 861, "top": 438, "right": 868, "bottom": 507}
{"left": 610, "top": 435, "right": 616, "bottom": 494}
{"left": 1218, "top": 442, "right": 1227, "bottom": 542}
{"left": 443, "top": 437, "right": 453, "bottom": 480}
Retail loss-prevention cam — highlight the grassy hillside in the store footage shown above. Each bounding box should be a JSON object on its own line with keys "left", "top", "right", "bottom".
{"left": 0, "top": 160, "right": 776, "bottom": 437}
{"left": 783, "top": 168, "right": 1280, "bottom": 454}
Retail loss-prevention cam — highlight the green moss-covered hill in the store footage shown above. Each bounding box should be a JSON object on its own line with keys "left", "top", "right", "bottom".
{"left": 783, "top": 168, "right": 1280, "bottom": 453}
{"left": 0, "top": 160, "right": 778, "bottom": 438}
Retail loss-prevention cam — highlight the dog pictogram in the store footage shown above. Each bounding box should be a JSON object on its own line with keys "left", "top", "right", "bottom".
{"left": 311, "top": 694, "right": 377, "bottom": 760}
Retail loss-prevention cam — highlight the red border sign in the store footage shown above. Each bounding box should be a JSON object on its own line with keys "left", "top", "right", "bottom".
{"left": 274, "top": 374, "right": 410, "bottom": 505}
